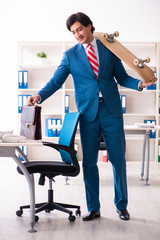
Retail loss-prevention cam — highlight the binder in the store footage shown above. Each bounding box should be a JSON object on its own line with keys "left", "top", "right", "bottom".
{"left": 56, "top": 118, "right": 62, "bottom": 137}
{"left": 18, "top": 95, "right": 23, "bottom": 113}
{"left": 23, "top": 146, "right": 28, "bottom": 159}
{"left": 74, "top": 143, "right": 78, "bottom": 160}
{"left": 45, "top": 118, "right": 52, "bottom": 137}
{"left": 18, "top": 146, "right": 28, "bottom": 161}
{"left": 18, "top": 146, "right": 24, "bottom": 161}
{"left": 23, "top": 70, "right": 28, "bottom": 89}
{"left": 65, "top": 95, "right": 70, "bottom": 113}
{"left": 144, "top": 119, "right": 156, "bottom": 138}
{"left": 146, "top": 71, "right": 157, "bottom": 90}
{"left": 146, "top": 83, "right": 156, "bottom": 90}
{"left": 22, "top": 95, "right": 27, "bottom": 106}
{"left": 52, "top": 119, "right": 57, "bottom": 137}
{"left": 120, "top": 95, "right": 126, "bottom": 113}
{"left": 18, "top": 71, "right": 23, "bottom": 89}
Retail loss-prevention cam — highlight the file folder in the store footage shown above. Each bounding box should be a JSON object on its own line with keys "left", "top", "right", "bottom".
{"left": 45, "top": 118, "right": 52, "bottom": 137}
{"left": 146, "top": 83, "right": 156, "bottom": 90}
{"left": 23, "top": 146, "right": 28, "bottom": 159}
{"left": 52, "top": 119, "right": 57, "bottom": 137}
{"left": 18, "top": 146, "right": 24, "bottom": 161}
{"left": 146, "top": 71, "right": 157, "bottom": 90}
{"left": 65, "top": 95, "right": 70, "bottom": 113}
{"left": 56, "top": 118, "right": 62, "bottom": 137}
{"left": 22, "top": 95, "right": 27, "bottom": 106}
{"left": 23, "top": 70, "right": 28, "bottom": 89}
{"left": 18, "top": 146, "right": 28, "bottom": 161}
{"left": 18, "top": 95, "right": 23, "bottom": 113}
{"left": 120, "top": 95, "right": 126, "bottom": 113}
{"left": 18, "top": 71, "right": 23, "bottom": 89}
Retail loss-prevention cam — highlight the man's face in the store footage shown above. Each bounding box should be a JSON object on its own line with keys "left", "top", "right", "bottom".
{"left": 70, "top": 21, "right": 94, "bottom": 44}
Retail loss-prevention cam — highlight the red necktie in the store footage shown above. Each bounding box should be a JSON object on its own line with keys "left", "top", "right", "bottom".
{"left": 87, "top": 44, "right": 99, "bottom": 78}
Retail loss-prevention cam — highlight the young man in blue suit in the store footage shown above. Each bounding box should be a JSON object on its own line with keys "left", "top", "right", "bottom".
{"left": 27, "top": 12, "right": 157, "bottom": 221}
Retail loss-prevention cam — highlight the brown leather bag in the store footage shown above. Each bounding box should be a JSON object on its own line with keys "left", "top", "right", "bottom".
{"left": 20, "top": 105, "right": 42, "bottom": 140}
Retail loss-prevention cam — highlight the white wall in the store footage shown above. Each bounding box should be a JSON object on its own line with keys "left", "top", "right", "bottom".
{"left": 0, "top": 0, "right": 159, "bottom": 131}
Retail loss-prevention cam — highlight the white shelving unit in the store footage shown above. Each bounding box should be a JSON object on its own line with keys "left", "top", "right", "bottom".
{"left": 17, "top": 41, "right": 160, "bottom": 163}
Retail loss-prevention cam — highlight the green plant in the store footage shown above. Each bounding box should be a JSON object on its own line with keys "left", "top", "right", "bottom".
{"left": 37, "top": 52, "right": 47, "bottom": 58}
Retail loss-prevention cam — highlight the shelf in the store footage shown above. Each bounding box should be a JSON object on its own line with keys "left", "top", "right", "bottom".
{"left": 119, "top": 88, "right": 156, "bottom": 93}
{"left": 123, "top": 113, "right": 156, "bottom": 117}
{"left": 41, "top": 112, "right": 63, "bottom": 116}
{"left": 18, "top": 65, "right": 58, "bottom": 69}
{"left": 125, "top": 137, "right": 156, "bottom": 141}
{"left": 18, "top": 88, "right": 63, "bottom": 93}
{"left": 17, "top": 41, "right": 160, "bottom": 162}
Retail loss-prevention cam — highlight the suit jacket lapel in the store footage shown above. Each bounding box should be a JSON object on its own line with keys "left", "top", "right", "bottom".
{"left": 96, "top": 39, "right": 105, "bottom": 79}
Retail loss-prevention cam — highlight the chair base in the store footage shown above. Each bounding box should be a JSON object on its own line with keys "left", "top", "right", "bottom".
{"left": 16, "top": 189, "right": 81, "bottom": 222}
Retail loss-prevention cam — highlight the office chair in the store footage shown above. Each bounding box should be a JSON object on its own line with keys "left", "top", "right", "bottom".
{"left": 16, "top": 112, "right": 81, "bottom": 222}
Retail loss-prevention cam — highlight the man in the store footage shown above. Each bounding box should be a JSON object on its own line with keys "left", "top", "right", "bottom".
{"left": 27, "top": 12, "right": 157, "bottom": 221}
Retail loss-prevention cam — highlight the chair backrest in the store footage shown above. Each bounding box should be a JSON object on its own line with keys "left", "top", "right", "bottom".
{"left": 58, "top": 112, "right": 80, "bottom": 164}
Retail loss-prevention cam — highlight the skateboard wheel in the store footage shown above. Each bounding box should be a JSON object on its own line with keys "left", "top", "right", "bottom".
{"left": 104, "top": 33, "right": 109, "bottom": 39}
{"left": 145, "top": 57, "right": 150, "bottom": 63}
{"left": 114, "top": 31, "right": 119, "bottom": 37}
{"left": 134, "top": 59, "right": 140, "bottom": 66}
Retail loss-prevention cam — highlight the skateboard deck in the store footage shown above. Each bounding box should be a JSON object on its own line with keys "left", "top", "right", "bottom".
{"left": 94, "top": 32, "right": 155, "bottom": 83}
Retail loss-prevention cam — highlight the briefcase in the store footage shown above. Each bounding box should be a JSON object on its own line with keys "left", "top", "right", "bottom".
{"left": 20, "top": 105, "right": 42, "bottom": 140}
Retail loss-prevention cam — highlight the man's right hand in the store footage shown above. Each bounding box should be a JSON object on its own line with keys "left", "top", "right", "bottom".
{"left": 26, "top": 95, "right": 41, "bottom": 106}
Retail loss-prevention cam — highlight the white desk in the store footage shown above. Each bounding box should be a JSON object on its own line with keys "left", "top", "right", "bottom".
{"left": 124, "top": 125, "right": 158, "bottom": 185}
{"left": 0, "top": 141, "right": 43, "bottom": 232}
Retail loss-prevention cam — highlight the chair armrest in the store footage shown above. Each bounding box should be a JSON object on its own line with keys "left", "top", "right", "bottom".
{"left": 43, "top": 141, "right": 77, "bottom": 157}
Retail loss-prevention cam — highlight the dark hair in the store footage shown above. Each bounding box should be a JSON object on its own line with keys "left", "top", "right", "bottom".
{"left": 66, "top": 12, "right": 95, "bottom": 33}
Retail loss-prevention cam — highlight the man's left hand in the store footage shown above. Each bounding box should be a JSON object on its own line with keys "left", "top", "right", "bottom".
{"left": 142, "top": 76, "right": 157, "bottom": 88}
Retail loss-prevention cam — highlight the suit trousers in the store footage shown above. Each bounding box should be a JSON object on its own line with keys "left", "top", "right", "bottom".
{"left": 79, "top": 101, "right": 128, "bottom": 212}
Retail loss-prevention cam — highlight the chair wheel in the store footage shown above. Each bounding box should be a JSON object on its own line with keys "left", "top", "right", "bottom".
{"left": 45, "top": 209, "right": 51, "bottom": 213}
{"left": 76, "top": 209, "right": 81, "bottom": 216}
{"left": 35, "top": 215, "right": 39, "bottom": 222}
{"left": 16, "top": 210, "right": 23, "bottom": 217}
{"left": 68, "top": 215, "right": 76, "bottom": 222}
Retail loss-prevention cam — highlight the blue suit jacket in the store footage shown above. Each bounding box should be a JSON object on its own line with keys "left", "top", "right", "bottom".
{"left": 38, "top": 39, "right": 140, "bottom": 122}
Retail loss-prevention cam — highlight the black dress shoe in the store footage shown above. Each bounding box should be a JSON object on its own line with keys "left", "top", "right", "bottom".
{"left": 82, "top": 211, "right": 101, "bottom": 221}
{"left": 116, "top": 209, "right": 130, "bottom": 220}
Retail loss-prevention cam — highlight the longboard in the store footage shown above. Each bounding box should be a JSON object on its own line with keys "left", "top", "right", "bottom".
{"left": 94, "top": 32, "right": 155, "bottom": 83}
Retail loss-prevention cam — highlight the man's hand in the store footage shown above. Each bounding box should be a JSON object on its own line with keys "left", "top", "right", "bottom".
{"left": 142, "top": 76, "right": 157, "bottom": 88}
{"left": 26, "top": 95, "right": 41, "bottom": 106}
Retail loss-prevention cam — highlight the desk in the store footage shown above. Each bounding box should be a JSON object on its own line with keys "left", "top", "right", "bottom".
{"left": 124, "top": 125, "right": 154, "bottom": 186}
{"left": 0, "top": 141, "right": 43, "bottom": 233}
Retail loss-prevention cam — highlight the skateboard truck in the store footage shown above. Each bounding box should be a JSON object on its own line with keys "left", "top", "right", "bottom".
{"left": 104, "top": 31, "right": 119, "bottom": 43}
{"left": 134, "top": 57, "right": 150, "bottom": 68}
